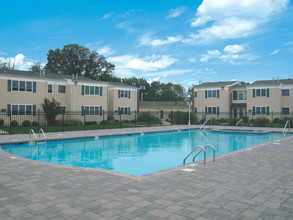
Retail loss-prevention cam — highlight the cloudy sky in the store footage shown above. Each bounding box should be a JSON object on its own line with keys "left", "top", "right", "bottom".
{"left": 0, "top": 0, "right": 292, "bottom": 87}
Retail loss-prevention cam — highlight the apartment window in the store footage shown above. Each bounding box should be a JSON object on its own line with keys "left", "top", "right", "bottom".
{"left": 194, "top": 91, "right": 197, "bottom": 98}
{"left": 253, "top": 89, "right": 269, "bottom": 97}
{"left": 58, "top": 106, "right": 66, "bottom": 115}
{"left": 194, "top": 107, "right": 197, "bottom": 113}
{"left": 282, "top": 89, "right": 290, "bottom": 96}
{"left": 282, "top": 108, "right": 290, "bottom": 115}
{"left": 253, "top": 106, "right": 269, "bottom": 115}
{"left": 58, "top": 85, "right": 66, "bottom": 94}
{"left": 118, "top": 90, "right": 130, "bottom": 98}
{"left": 82, "top": 86, "right": 101, "bottom": 96}
{"left": 118, "top": 107, "right": 130, "bottom": 115}
{"left": 12, "top": 81, "right": 18, "bottom": 91}
{"left": 82, "top": 106, "right": 102, "bottom": 116}
{"left": 26, "top": 82, "right": 32, "bottom": 92}
{"left": 19, "top": 81, "right": 26, "bottom": 91}
{"left": 48, "top": 84, "right": 53, "bottom": 93}
{"left": 205, "top": 90, "right": 219, "bottom": 98}
{"left": 233, "top": 90, "right": 247, "bottom": 100}
{"left": 205, "top": 106, "right": 219, "bottom": 115}
{"left": 11, "top": 104, "right": 34, "bottom": 115}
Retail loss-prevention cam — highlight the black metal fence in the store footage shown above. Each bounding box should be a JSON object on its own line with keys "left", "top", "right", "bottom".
{"left": 0, "top": 110, "right": 292, "bottom": 135}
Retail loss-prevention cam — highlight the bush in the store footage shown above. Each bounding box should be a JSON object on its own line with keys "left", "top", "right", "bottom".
{"left": 85, "top": 121, "right": 97, "bottom": 126}
{"left": 32, "top": 121, "right": 38, "bottom": 126}
{"left": 241, "top": 116, "right": 249, "bottom": 123}
{"left": 217, "top": 118, "right": 227, "bottom": 123}
{"left": 288, "top": 117, "right": 293, "bottom": 128}
{"left": 22, "top": 120, "right": 31, "bottom": 127}
{"left": 100, "top": 120, "right": 108, "bottom": 125}
{"left": 171, "top": 111, "right": 198, "bottom": 125}
{"left": 63, "top": 120, "right": 82, "bottom": 126}
{"left": 122, "top": 120, "right": 130, "bottom": 123}
{"left": 228, "top": 118, "right": 238, "bottom": 126}
{"left": 107, "top": 115, "right": 114, "bottom": 121}
{"left": 254, "top": 117, "right": 268, "bottom": 127}
{"left": 0, "top": 119, "right": 4, "bottom": 126}
{"left": 273, "top": 117, "right": 284, "bottom": 124}
{"left": 137, "top": 112, "right": 159, "bottom": 122}
{"left": 11, "top": 120, "right": 18, "bottom": 127}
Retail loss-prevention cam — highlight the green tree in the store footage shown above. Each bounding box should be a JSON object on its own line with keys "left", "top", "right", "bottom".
{"left": 41, "top": 98, "right": 60, "bottom": 126}
{"left": 29, "top": 63, "right": 42, "bottom": 73}
{"left": 0, "top": 60, "right": 15, "bottom": 71}
{"left": 45, "top": 44, "right": 115, "bottom": 80}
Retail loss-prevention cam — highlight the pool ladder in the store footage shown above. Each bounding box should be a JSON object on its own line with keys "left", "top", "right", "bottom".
{"left": 29, "top": 129, "right": 47, "bottom": 140}
{"left": 282, "top": 120, "right": 290, "bottom": 135}
{"left": 183, "top": 144, "right": 216, "bottom": 165}
{"left": 200, "top": 118, "right": 210, "bottom": 131}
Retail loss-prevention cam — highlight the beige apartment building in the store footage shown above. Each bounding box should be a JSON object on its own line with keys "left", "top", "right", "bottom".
{"left": 192, "top": 81, "right": 240, "bottom": 120}
{"left": 192, "top": 79, "right": 293, "bottom": 120}
{"left": 0, "top": 70, "right": 138, "bottom": 124}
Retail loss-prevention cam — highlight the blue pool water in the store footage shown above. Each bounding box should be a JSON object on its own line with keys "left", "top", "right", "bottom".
{"left": 1, "top": 129, "right": 290, "bottom": 175}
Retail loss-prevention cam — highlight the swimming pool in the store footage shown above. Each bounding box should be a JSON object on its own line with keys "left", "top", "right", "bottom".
{"left": 1, "top": 129, "right": 290, "bottom": 176}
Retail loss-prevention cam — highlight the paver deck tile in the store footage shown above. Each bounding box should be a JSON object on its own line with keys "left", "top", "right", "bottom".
{"left": 0, "top": 125, "right": 292, "bottom": 219}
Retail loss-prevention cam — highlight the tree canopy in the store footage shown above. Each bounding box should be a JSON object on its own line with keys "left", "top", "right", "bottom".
{"left": 45, "top": 44, "right": 115, "bottom": 80}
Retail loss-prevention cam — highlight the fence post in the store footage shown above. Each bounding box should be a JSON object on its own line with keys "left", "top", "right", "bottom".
{"left": 160, "top": 111, "right": 162, "bottom": 126}
{"left": 177, "top": 111, "right": 179, "bottom": 125}
{"left": 120, "top": 111, "right": 122, "bottom": 129}
{"left": 171, "top": 110, "right": 173, "bottom": 125}
{"left": 84, "top": 113, "right": 86, "bottom": 130}
{"left": 38, "top": 109, "right": 40, "bottom": 132}
{"left": 103, "top": 110, "right": 105, "bottom": 130}
{"left": 9, "top": 113, "right": 11, "bottom": 135}
{"left": 271, "top": 111, "right": 273, "bottom": 123}
{"left": 135, "top": 110, "right": 137, "bottom": 128}
{"left": 148, "top": 111, "right": 150, "bottom": 127}
{"left": 63, "top": 113, "right": 65, "bottom": 132}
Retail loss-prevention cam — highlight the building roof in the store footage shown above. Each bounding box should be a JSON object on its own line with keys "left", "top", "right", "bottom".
{"left": 250, "top": 78, "right": 293, "bottom": 86}
{"left": 0, "top": 70, "right": 136, "bottom": 88}
{"left": 193, "top": 81, "right": 238, "bottom": 88}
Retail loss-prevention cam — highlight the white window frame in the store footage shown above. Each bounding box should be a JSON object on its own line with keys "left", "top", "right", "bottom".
{"left": 282, "top": 89, "right": 290, "bottom": 97}
{"left": 10, "top": 80, "right": 34, "bottom": 93}
{"left": 58, "top": 85, "right": 66, "bottom": 94}
{"left": 11, "top": 104, "right": 33, "bottom": 115}
{"left": 281, "top": 107, "right": 290, "bottom": 115}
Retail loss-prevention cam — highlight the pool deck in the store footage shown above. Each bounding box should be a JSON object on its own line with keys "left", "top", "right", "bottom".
{"left": 0, "top": 125, "right": 292, "bottom": 219}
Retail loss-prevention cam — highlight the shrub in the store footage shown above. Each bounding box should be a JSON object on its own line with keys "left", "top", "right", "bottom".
{"left": 63, "top": 120, "right": 82, "bottom": 126}
{"left": 122, "top": 120, "right": 130, "bottom": 123}
{"left": 228, "top": 118, "right": 238, "bottom": 126}
{"left": 273, "top": 117, "right": 284, "bottom": 124}
{"left": 85, "top": 121, "right": 97, "bottom": 126}
{"left": 241, "top": 116, "right": 249, "bottom": 123}
{"left": 100, "top": 120, "right": 108, "bottom": 125}
{"left": 137, "top": 112, "right": 159, "bottom": 122}
{"left": 11, "top": 120, "right": 18, "bottom": 127}
{"left": 107, "top": 115, "right": 114, "bottom": 121}
{"left": 254, "top": 117, "right": 268, "bottom": 127}
{"left": 171, "top": 111, "right": 198, "bottom": 125}
{"left": 288, "top": 117, "right": 293, "bottom": 128}
{"left": 22, "top": 120, "right": 31, "bottom": 127}
{"left": 0, "top": 119, "right": 4, "bottom": 126}
{"left": 32, "top": 121, "right": 38, "bottom": 126}
{"left": 217, "top": 118, "right": 227, "bottom": 123}
{"left": 41, "top": 98, "right": 60, "bottom": 126}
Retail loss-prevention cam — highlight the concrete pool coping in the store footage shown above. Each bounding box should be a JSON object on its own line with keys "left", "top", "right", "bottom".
{"left": 0, "top": 125, "right": 293, "bottom": 219}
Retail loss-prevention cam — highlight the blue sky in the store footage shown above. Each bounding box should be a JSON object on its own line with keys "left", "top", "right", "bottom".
{"left": 0, "top": 0, "right": 292, "bottom": 88}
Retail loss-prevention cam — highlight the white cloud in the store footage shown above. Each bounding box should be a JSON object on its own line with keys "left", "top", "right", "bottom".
{"left": 0, "top": 54, "right": 33, "bottom": 70}
{"left": 142, "top": 69, "right": 195, "bottom": 77}
{"left": 116, "top": 21, "right": 136, "bottom": 33}
{"left": 138, "top": 33, "right": 182, "bottom": 47}
{"left": 108, "top": 54, "right": 178, "bottom": 76}
{"left": 200, "top": 50, "right": 221, "bottom": 62}
{"left": 189, "top": 57, "right": 197, "bottom": 63}
{"left": 224, "top": 44, "right": 245, "bottom": 54}
{"left": 270, "top": 49, "right": 279, "bottom": 55}
{"left": 96, "top": 46, "right": 115, "bottom": 56}
{"left": 166, "top": 7, "right": 186, "bottom": 19}
{"left": 199, "top": 44, "right": 255, "bottom": 64}
{"left": 186, "top": 0, "right": 289, "bottom": 44}
{"left": 101, "top": 13, "right": 113, "bottom": 20}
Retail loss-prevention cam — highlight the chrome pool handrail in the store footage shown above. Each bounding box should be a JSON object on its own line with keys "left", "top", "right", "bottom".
{"left": 283, "top": 120, "right": 290, "bottom": 135}
{"left": 236, "top": 118, "right": 243, "bottom": 128}
{"left": 39, "top": 128, "right": 47, "bottom": 139}
{"left": 183, "top": 145, "right": 206, "bottom": 165}
{"left": 29, "top": 129, "right": 37, "bottom": 140}
{"left": 200, "top": 118, "right": 210, "bottom": 130}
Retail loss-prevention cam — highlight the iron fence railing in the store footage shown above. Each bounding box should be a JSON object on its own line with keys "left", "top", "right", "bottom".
{"left": 0, "top": 110, "right": 292, "bottom": 135}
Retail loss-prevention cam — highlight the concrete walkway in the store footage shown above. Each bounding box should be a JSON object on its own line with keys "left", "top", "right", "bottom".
{"left": 0, "top": 125, "right": 292, "bottom": 219}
